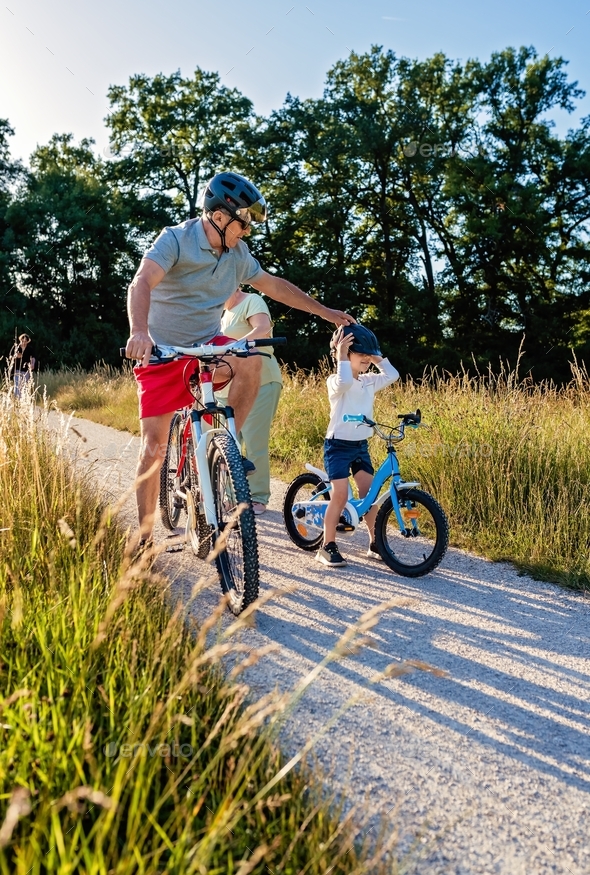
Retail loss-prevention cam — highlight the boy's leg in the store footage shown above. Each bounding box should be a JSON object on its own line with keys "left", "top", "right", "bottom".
{"left": 353, "top": 469, "right": 382, "bottom": 558}
{"left": 323, "top": 479, "right": 349, "bottom": 545}
{"left": 353, "top": 470, "right": 377, "bottom": 540}
{"left": 317, "top": 478, "right": 348, "bottom": 566}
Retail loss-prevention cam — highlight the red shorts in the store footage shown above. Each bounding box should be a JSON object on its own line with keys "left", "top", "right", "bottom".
{"left": 134, "top": 335, "right": 233, "bottom": 419}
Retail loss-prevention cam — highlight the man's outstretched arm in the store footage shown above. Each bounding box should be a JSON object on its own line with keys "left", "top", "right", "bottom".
{"left": 249, "top": 271, "right": 355, "bottom": 327}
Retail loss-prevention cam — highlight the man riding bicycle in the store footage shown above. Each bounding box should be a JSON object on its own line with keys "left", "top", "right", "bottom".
{"left": 125, "top": 171, "right": 354, "bottom": 546}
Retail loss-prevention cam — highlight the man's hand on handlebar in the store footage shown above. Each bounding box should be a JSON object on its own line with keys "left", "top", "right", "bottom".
{"left": 126, "top": 331, "right": 154, "bottom": 368}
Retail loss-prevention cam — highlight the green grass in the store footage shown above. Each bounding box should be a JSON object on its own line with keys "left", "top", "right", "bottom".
{"left": 39, "top": 359, "right": 590, "bottom": 590}
{"left": 0, "top": 389, "right": 398, "bottom": 873}
{"left": 40, "top": 363, "right": 141, "bottom": 434}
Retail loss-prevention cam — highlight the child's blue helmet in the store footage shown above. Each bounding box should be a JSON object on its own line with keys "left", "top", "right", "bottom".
{"left": 332, "top": 323, "right": 382, "bottom": 357}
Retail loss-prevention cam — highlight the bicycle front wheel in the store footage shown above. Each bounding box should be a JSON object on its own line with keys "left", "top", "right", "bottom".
{"left": 375, "top": 489, "right": 449, "bottom": 577}
{"left": 159, "top": 412, "right": 186, "bottom": 530}
{"left": 208, "top": 432, "right": 259, "bottom": 614}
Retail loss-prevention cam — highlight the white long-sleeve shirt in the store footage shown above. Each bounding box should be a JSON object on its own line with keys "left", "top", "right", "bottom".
{"left": 325, "top": 359, "right": 400, "bottom": 440}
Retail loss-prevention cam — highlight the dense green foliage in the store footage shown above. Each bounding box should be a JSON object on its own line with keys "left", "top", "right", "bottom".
{"left": 1, "top": 46, "right": 589, "bottom": 376}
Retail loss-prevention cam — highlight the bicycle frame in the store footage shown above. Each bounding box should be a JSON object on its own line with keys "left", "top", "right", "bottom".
{"left": 295, "top": 417, "right": 423, "bottom": 536}
{"left": 171, "top": 362, "right": 240, "bottom": 532}
{"left": 156, "top": 337, "right": 283, "bottom": 532}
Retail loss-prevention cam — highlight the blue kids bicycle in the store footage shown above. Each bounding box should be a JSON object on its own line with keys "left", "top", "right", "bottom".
{"left": 283, "top": 410, "right": 449, "bottom": 577}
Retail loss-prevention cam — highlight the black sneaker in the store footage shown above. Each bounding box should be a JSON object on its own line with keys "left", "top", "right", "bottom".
{"left": 366, "top": 542, "right": 383, "bottom": 561}
{"left": 242, "top": 457, "right": 256, "bottom": 477}
{"left": 316, "top": 541, "right": 347, "bottom": 567}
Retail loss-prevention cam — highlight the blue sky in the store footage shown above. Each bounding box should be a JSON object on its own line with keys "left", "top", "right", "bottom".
{"left": 1, "top": 0, "right": 589, "bottom": 162}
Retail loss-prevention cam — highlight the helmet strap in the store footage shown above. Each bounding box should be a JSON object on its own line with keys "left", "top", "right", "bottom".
{"left": 207, "top": 214, "right": 230, "bottom": 254}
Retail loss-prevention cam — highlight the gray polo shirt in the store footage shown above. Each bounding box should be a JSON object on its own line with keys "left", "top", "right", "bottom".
{"left": 143, "top": 218, "right": 264, "bottom": 347}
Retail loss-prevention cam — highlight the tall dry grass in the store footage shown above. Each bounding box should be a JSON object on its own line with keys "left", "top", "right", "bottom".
{"left": 39, "top": 357, "right": 590, "bottom": 588}
{"left": 0, "top": 386, "right": 404, "bottom": 873}
{"left": 271, "top": 359, "right": 590, "bottom": 590}
{"left": 40, "top": 362, "right": 140, "bottom": 434}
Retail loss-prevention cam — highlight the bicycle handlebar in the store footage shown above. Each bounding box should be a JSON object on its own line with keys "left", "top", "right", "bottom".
{"left": 120, "top": 337, "right": 287, "bottom": 361}
{"left": 250, "top": 338, "right": 286, "bottom": 347}
{"left": 342, "top": 410, "right": 423, "bottom": 442}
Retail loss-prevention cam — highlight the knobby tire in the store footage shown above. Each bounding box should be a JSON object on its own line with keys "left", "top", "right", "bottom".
{"left": 159, "top": 412, "right": 185, "bottom": 530}
{"left": 208, "top": 432, "right": 259, "bottom": 614}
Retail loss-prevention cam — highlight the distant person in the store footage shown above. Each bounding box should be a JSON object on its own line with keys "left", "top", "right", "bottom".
{"left": 11, "top": 334, "right": 36, "bottom": 398}
{"left": 317, "top": 324, "right": 399, "bottom": 567}
{"left": 218, "top": 287, "right": 283, "bottom": 514}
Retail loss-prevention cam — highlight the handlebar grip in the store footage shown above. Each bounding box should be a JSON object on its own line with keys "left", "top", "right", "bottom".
{"left": 252, "top": 337, "right": 287, "bottom": 347}
{"left": 343, "top": 414, "right": 364, "bottom": 423}
{"left": 120, "top": 345, "right": 159, "bottom": 359}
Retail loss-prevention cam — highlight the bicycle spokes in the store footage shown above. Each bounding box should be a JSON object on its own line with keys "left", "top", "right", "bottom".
{"left": 375, "top": 490, "right": 449, "bottom": 577}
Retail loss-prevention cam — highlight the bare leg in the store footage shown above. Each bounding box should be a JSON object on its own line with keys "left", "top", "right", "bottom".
{"left": 353, "top": 469, "right": 377, "bottom": 541}
{"left": 136, "top": 412, "right": 174, "bottom": 540}
{"left": 323, "top": 479, "right": 349, "bottom": 545}
{"left": 217, "top": 354, "right": 262, "bottom": 433}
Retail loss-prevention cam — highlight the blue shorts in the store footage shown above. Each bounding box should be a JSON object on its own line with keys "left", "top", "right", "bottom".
{"left": 323, "top": 438, "right": 374, "bottom": 482}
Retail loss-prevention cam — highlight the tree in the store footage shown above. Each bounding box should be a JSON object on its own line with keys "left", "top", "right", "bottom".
{"left": 437, "top": 47, "right": 590, "bottom": 376}
{"left": 6, "top": 135, "right": 160, "bottom": 368}
{"left": 0, "top": 119, "right": 26, "bottom": 362}
{"left": 105, "top": 68, "right": 254, "bottom": 220}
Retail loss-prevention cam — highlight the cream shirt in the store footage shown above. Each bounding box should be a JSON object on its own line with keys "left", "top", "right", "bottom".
{"left": 220, "top": 294, "right": 283, "bottom": 387}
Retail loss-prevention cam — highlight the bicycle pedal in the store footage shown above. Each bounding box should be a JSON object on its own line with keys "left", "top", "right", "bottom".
{"left": 336, "top": 523, "right": 355, "bottom": 533}
{"left": 164, "top": 535, "right": 185, "bottom": 553}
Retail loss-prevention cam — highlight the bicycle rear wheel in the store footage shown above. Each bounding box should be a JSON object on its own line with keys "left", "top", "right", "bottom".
{"left": 185, "top": 438, "right": 214, "bottom": 560}
{"left": 375, "top": 489, "right": 449, "bottom": 577}
{"left": 159, "top": 412, "right": 187, "bottom": 530}
{"left": 208, "top": 432, "right": 259, "bottom": 614}
{"left": 283, "top": 473, "right": 329, "bottom": 551}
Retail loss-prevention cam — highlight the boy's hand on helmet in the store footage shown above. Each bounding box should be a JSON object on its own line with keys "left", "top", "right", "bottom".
{"left": 334, "top": 329, "right": 354, "bottom": 361}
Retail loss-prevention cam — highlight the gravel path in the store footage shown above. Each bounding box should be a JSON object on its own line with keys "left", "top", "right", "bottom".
{"left": 48, "top": 411, "right": 590, "bottom": 875}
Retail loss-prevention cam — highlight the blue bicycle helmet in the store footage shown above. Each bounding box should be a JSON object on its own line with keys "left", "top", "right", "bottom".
{"left": 331, "top": 323, "right": 382, "bottom": 357}
{"left": 202, "top": 172, "right": 267, "bottom": 224}
{"left": 202, "top": 171, "right": 267, "bottom": 253}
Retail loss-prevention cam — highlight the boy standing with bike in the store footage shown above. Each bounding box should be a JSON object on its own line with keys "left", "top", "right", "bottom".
{"left": 318, "top": 325, "right": 399, "bottom": 567}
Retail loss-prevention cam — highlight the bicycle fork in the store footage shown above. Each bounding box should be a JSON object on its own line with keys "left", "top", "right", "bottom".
{"left": 187, "top": 367, "right": 242, "bottom": 531}
{"left": 386, "top": 447, "right": 422, "bottom": 535}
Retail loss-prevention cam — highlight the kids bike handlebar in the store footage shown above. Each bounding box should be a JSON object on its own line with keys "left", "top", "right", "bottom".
{"left": 343, "top": 410, "right": 423, "bottom": 443}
